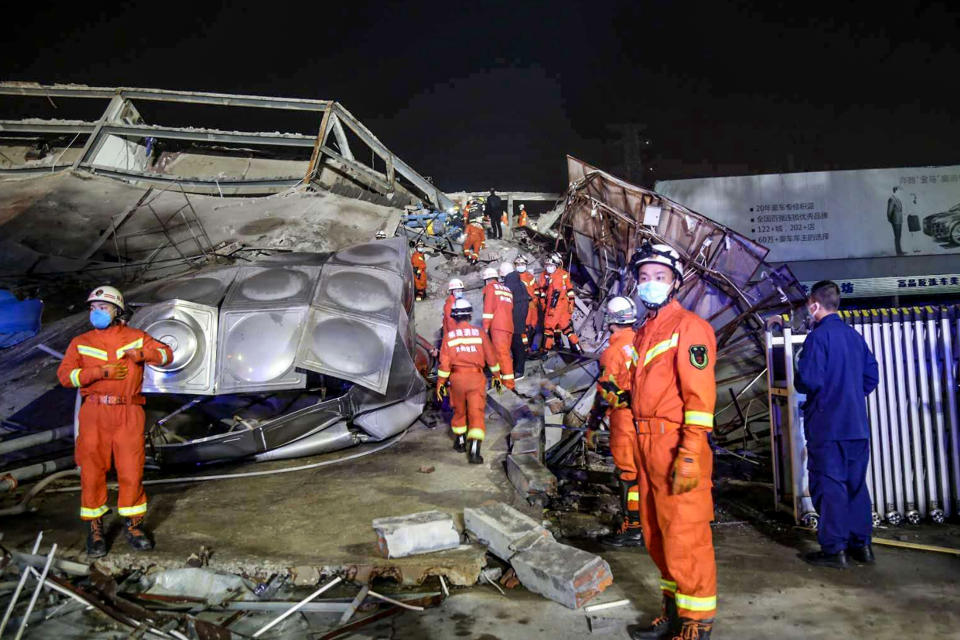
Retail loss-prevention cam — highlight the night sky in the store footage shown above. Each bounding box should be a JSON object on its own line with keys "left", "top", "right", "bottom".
{"left": 3, "top": 1, "right": 958, "bottom": 192}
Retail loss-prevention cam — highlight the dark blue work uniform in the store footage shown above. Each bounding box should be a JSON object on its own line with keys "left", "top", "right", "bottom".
{"left": 795, "top": 313, "right": 879, "bottom": 554}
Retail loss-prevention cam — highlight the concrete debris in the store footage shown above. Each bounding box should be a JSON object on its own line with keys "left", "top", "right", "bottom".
{"left": 508, "top": 417, "right": 542, "bottom": 455}
{"left": 418, "top": 465, "right": 436, "bottom": 474}
{"left": 463, "top": 502, "right": 554, "bottom": 562}
{"left": 511, "top": 539, "right": 613, "bottom": 609}
{"left": 486, "top": 386, "right": 536, "bottom": 426}
{"left": 586, "top": 615, "right": 618, "bottom": 633}
{"left": 372, "top": 511, "right": 462, "bottom": 559}
{"left": 499, "top": 568, "right": 520, "bottom": 589}
{"left": 137, "top": 567, "right": 256, "bottom": 605}
{"left": 506, "top": 453, "right": 559, "bottom": 498}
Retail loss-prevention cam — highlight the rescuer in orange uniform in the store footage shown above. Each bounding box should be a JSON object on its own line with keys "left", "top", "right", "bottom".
{"left": 516, "top": 203, "right": 528, "bottom": 228}
{"left": 515, "top": 256, "right": 539, "bottom": 350}
{"left": 541, "top": 252, "right": 583, "bottom": 354}
{"left": 463, "top": 215, "right": 485, "bottom": 264}
{"left": 436, "top": 298, "right": 503, "bottom": 464}
{"left": 596, "top": 296, "right": 645, "bottom": 548}
{"left": 411, "top": 241, "right": 428, "bottom": 301}
{"left": 481, "top": 266, "right": 516, "bottom": 389}
{"left": 442, "top": 278, "right": 465, "bottom": 336}
{"left": 56, "top": 286, "right": 173, "bottom": 558}
{"left": 627, "top": 243, "right": 717, "bottom": 640}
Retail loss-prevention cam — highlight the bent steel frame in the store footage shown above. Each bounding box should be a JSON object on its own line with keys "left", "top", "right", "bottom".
{"left": 0, "top": 82, "right": 453, "bottom": 209}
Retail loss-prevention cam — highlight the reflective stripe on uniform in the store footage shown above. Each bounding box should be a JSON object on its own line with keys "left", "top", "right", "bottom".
{"left": 482, "top": 313, "right": 495, "bottom": 319}
{"left": 451, "top": 425, "right": 468, "bottom": 435}
{"left": 659, "top": 578, "right": 677, "bottom": 594}
{"left": 489, "top": 365, "right": 500, "bottom": 372}
{"left": 118, "top": 502, "right": 147, "bottom": 517}
{"left": 467, "top": 428, "right": 485, "bottom": 441}
{"left": 643, "top": 333, "right": 679, "bottom": 367}
{"left": 158, "top": 349, "right": 168, "bottom": 366}
{"left": 448, "top": 337, "right": 483, "bottom": 347}
{"left": 77, "top": 345, "right": 109, "bottom": 361}
{"left": 627, "top": 490, "right": 640, "bottom": 501}
{"left": 675, "top": 592, "right": 717, "bottom": 612}
{"left": 69, "top": 368, "right": 82, "bottom": 388}
{"left": 684, "top": 410, "right": 714, "bottom": 428}
{"left": 502, "top": 374, "right": 514, "bottom": 380}
{"left": 438, "top": 369, "right": 451, "bottom": 378}
{"left": 81, "top": 504, "right": 109, "bottom": 519}
{"left": 116, "top": 337, "right": 143, "bottom": 359}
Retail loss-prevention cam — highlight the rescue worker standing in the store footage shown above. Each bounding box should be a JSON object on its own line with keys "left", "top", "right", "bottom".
{"left": 516, "top": 204, "right": 528, "bottom": 228}
{"left": 515, "top": 256, "right": 539, "bottom": 351}
{"left": 411, "top": 241, "right": 428, "bottom": 301}
{"left": 443, "top": 278, "right": 465, "bottom": 336}
{"left": 627, "top": 244, "right": 717, "bottom": 640}
{"left": 481, "top": 267, "right": 516, "bottom": 389}
{"left": 597, "top": 297, "right": 644, "bottom": 548}
{"left": 436, "top": 298, "right": 503, "bottom": 464}
{"left": 499, "top": 261, "right": 531, "bottom": 380}
{"left": 463, "top": 215, "right": 485, "bottom": 264}
{"left": 541, "top": 252, "right": 583, "bottom": 354}
{"left": 57, "top": 286, "right": 173, "bottom": 558}
{"left": 795, "top": 280, "right": 879, "bottom": 569}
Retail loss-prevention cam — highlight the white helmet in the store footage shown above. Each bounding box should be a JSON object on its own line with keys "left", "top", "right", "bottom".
{"left": 498, "top": 262, "right": 514, "bottom": 277}
{"left": 375, "top": 230, "right": 387, "bottom": 239}
{"left": 450, "top": 298, "right": 473, "bottom": 321}
{"left": 631, "top": 243, "right": 684, "bottom": 283}
{"left": 87, "top": 285, "right": 124, "bottom": 311}
{"left": 519, "top": 203, "right": 525, "bottom": 209}
{"left": 546, "top": 252, "right": 564, "bottom": 266}
{"left": 482, "top": 267, "right": 499, "bottom": 281}
{"left": 514, "top": 255, "right": 528, "bottom": 265}
{"left": 448, "top": 278, "right": 465, "bottom": 291}
{"left": 606, "top": 296, "right": 637, "bottom": 325}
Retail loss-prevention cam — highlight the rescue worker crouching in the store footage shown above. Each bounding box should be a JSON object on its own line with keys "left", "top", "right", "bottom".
{"left": 463, "top": 216, "right": 485, "bottom": 265}
{"left": 627, "top": 243, "right": 717, "bottom": 640}
{"left": 56, "top": 286, "right": 173, "bottom": 558}
{"left": 435, "top": 299, "right": 503, "bottom": 464}
{"left": 411, "top": 240, "right": 428, "bottom": 301}
{"left": 597, "top": 296, "right": 644, "bottom": 548}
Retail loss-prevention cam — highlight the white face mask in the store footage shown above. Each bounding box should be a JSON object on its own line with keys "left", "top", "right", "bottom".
{"left": 453, "top": 290, "right": 464, "bottom": 299}
{"left": 637, "top": 280, "right": 673, "bottom": 306}
{"left": 545, "top": 264, "right": 556, "bottom": 274}
{"left": 516, "top": 264, "right": 526, "bottom": 273}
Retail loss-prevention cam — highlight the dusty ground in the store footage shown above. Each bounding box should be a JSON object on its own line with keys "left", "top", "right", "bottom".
{"left": 3, "top": 402, "right": 960, "bottom": 639}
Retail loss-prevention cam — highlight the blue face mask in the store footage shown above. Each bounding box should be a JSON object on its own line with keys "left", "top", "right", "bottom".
{"left": 453, "top": 290, "right": 464, "bottom": 299}
{"left": 637, "top": 280, "right": 673, "bottom": 307}
{"left": 90, "top": 308, "right": 113, "bottom": 329}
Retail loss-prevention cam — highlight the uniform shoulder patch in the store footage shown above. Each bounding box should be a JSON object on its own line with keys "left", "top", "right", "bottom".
{"left": 689, "top": 344, "right": 709, "bottom": 369}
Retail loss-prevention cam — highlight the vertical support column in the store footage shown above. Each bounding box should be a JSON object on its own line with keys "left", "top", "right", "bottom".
{"left": 73, "top": 94, "right": 127, "bottom": 169}
{"left": 386, "top": 154, "right": 396, "bottom": 191}
{"left": 304, "top": 103, "right": 335, "bottom": 186}
{"left": 507, "top": 194, "right": 514, "bottom": 238}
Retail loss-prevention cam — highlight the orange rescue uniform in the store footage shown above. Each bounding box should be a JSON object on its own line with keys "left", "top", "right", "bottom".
{"left": 57, "top": 324, "right": 172, "bottom": 521}
{"left": 542, "top": 267, "right": 580, "bottom": 351}
{"left": 518, "top": 271, "right": 539, "bottom": 346}
{"left": 631, "top": 299, "right": 717, "bottom": 621}
{"left": 436, "top": 322, "right": 500, "bottom": 441}
{"left": 598, "top": 327, "right": 641, "bottom": 528}
{"left": 442, "top": 294, "right": 456, "bottom": 336}
{"left": 463, "top": 222, "right": 485, "bottom": 262}
{"left": 411, "top": 250, "right": 427, "bottom": 300}
{"left": 517, "top": 209, "right": 528, "bottom": 227}
{"left": 482, "top": 281, "right": 515, "bottom": 389}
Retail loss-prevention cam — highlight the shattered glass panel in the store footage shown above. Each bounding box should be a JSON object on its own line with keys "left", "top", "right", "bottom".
{"left": 131, "top": 299, "right": 218, "bottom": 395}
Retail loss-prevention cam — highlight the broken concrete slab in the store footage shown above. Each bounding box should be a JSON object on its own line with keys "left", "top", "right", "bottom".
{"left": 487, "top": 387, "right": 536, "bottom": 426}
{"left": 372, "top": 510, "right": 461, "bottom": 558}
{"left": 506, "top": 453, "right": 558, "bottom": 498}
{"left": 463, "top": 502, "right": 554, "bottom": 562}
{"left": 511, "top": 539, "right": 613, "bottom": 609}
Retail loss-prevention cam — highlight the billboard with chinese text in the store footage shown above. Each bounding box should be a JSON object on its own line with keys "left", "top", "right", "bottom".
{"left": 655, "top": 166, "right": 960, "bottom": 262}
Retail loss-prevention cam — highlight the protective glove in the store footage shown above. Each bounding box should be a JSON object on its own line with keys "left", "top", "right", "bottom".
{"left": 435, "top": 383, "right": 448, "bottom": 403}
{"left": 490, "top": 375, "right": 504, "bottom": 393}
{"left": 671, "top": 447, "right": 701, "bottom": 494}
{"left": 123, "top": 348, "right": 146, "bottom": 363}
{"left": 101, "top": 362, "right": 129, "bottom": 380}
{"left": 613, "top": 388, "right": 630, "bottom": 409}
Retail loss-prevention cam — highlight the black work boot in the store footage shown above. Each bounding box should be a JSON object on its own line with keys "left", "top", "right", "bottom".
{"left": 803, "top": 549, "right": 847, "bottom": 569}
{"left": 628, "top": 596, "right": 679, "bottom": 639}
{"left": 86, "top": 517, "right": 107, "bottom": 558}
{"left": 849, "top": 544, "right": 875, "bottom": 564}
{"left": 467, "top": 439, "right": 484, "bottom": 464}
{"left": 673, "top": 618, "right": 713, "bottom": 639}
{"left": 453, "top": 434, "right": 466, "bottom": 452}
{"left": 124, "top": 516, "right": 155, "bottom": 551}
{"left": 601, "top": 521, "right": 645, "bottom": 548}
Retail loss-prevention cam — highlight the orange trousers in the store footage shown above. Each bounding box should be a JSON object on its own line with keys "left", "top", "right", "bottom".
{"left": 636, "top": 426, "right": 716, "bottom": 620}
{"left": 608, "top": 409, "right": 641, "bottom": 523}
{"left": 542, "top": 309, "right": 580, "bottom": 351}
{"left": 463, "top": 236, "right": 481, "bottom": 261}
{"left": 76, "top": 402, "right": 147, "bottom": 521}
{"left": 490, "top": 329, "right": 514, "bottom": 389}
{"left": 450, "top": 370, "right": 487, "bottom": 441}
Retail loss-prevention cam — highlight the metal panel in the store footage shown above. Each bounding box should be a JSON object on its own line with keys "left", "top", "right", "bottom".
{"left": 312, "top": 263, "right": 403, "bottom": 324}
{"left": 913, "top": 308, "right": 942, "bottom": 521}
{"left": 925, "top": 307, "right": 951, "bottom": 518}
{"left": 127, "top": 268, "right": 238, "bottom": 307}
{"left": 941, "top": 309, "right": 960, "bottom": 513}
{"left": 902, "top": 310, "right": 927, "bottom": 518}
{"left": 222, "top": 265, "right": 320, "bottom": 310}
{"left": 869, "top": 310, "right": 898, "bottom": 522}
{"left": 130, "top": 300, "right": 218, "bottom": 395}
{"left": 889, "top": 309, "right": 919, "bottom": 522}
{"left": 216, "top": 306, "right": 307, "bottom": 394}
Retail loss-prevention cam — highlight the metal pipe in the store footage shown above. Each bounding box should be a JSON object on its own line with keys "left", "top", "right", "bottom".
{"left": 869, "top": 311, "right": 898, "bottom": 522}
{"left": 0, "top": 456, "right": 75, "bottom": 494}
{"left": 913, "top": 309, "right": 942, "bottom": 522}
{"left": 0, "top": 425, "right": 74, "bottom": 455}
{"left": 879, "top": 309, "right": 905, "bottom": 521}
{"left": 855, "top": 312, "right": 884, "bottom": 524}
{"left": 941, "top": 307, "right": 960, "bottom": 514}
{"left": 0, "top": 532, "right": 42, "bottom": 637}
{"left": 783, "top": 325, "right": 814, "bottom": 520}
{"left": 925, "top": 307, "right": 951, "bottom": 519}
{"left": 843, "top": 314, "right": 876, "bottom": 517}
{"left": 891, "top": 310, "right": 919, "bottom": 522}
{"left": 903, "top": 311, "right": 927, "bottom": 520}
{"left": 252, "top": 575, "right": 342, "bottom": 637}
{"left": 14, "top": 543, "right": 57, "bottom": 640}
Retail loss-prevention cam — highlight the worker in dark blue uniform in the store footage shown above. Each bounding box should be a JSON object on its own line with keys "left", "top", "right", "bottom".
{"left": 795, "top": 280, "right": 879, "bottom": 569}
